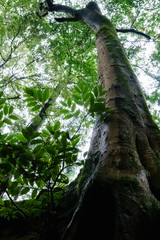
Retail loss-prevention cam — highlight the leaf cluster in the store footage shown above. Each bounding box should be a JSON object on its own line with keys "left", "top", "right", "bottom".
{"left": 0, "top": 91, "right": 19, "bottom": 128}
{"left": 60, "top": 79, "right": 114, "bottom": 122}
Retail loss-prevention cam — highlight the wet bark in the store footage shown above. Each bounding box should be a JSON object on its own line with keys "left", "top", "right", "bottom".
{"left": 38, "top": 2, "right": 160, "bottom": 239}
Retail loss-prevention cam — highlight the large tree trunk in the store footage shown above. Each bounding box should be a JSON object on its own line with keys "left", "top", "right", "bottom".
{"left": 38, "top": 2, "right": 160, "bottom": 239}
{"left": 59, "top": 7, "right": 160, "bottom": 240}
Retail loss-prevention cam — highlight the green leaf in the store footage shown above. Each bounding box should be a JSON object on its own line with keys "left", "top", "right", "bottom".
{"left": 64, "top": 114, "right": 73, "bottom": 120}
{"left": 3, "top": 118, "right": 12, "bottom": 125}
{"left": 84, "top": 99, "right": 90, "bottom": 108}
{"left": 37, "top": 89, "right": 43, "bottom": 102}
{"left": 43, "top": 88, "right": 50, "bottom": 102}
{"left": 89, "top": 103, "right": 106, "bottom": 113}
{"left": 96, "top": 98, "right": 105, "bottom": 102}
{"left": 30, "top": 139, "right": 44, "bottom": 144}
{"left": 72, "top": 138, "right": 80, "bottom": 147}
{"left": 24, "top": 87, "right": 34, "bottom": 96}
{"left": 72, "top": 134, "right": 81, "bottom": 140}
{"left": 98, "top": 85, "right": 107, "bottom": 96}
{"left": 9, "top": 106, "right": 14, "bottom": 114}
{"left": 61, "top": 135, "right": 67, "bottom": 146}
{"left": 4, "top": 105, "right": 8, "bottom": 115}
{"left": 0, "top": 163, "right": 13, "bottom": 172}
{"left": 33, "top": 145, "right": 41, "bottom": 154}
{"left": 0, "top": 198, "right": 4, "bottom": 205}
{"left": 27, "top": 101, "right": 37, "bottom": 107}
{"left": 74, "top": 100, "right": 83, "bottom": 106}
{"left": 67, "top": 97, "right": 72, "bottom": 107}
{"left": 60, "top": 109, "right": 70, "bottom": 114}
{"left": 16, "top": 177, "right": 24, "bottom": 185}
{"left": 74, "top": 86, "right": 81, "bottom": 93}
{"left": 83, "top": 151, "right": 88, "bottom": 158}
{"left": 90, "top": 92, "right": 95, "bottom": 105}
{"left": 21, "top": 187, "right": 30, "bottom": 195}
{"left": 0, "top": 99, "right": 6, "bottom": 105}
{"left": 83, "top": 92, "right": 90, "bottom": 102}
{"left": 16, "top": 134, "right": 28, "bottom": 143}
{"left": 54, "top": 131, "right": 60, "bottom": 139}
{"left": 46, "top": 145, "right": 57, "bottom": 154}
{"left": 60, "top": 101, "right": 67, "bottom": 107}
{"left": 22, "top": 127, "right": 34, "bottom": 140}
{"left": 36, "top": 179, "right": 45, "bottom": 189}
{"left": 75, "top": 109, "right": 80, "bottom": 116}
{"left": 53, "top": 120, "right": 61, "bottom": 131}
{"left": 83, "top": 85, "right": 89, "bottom": 95}
{"left": 9, "top": 187, "right": 20, "bottom": 197}
{"left": 9, "top": 115, "right": 19, "bottom": 120}
{"left": 14, "top": 170, "right": 21, "bottom": 179}
{"left": 31, "top": 105, "right": 41, "bottom": 112}
{"left": 32, "top": 89, "right": 38, "bottom": 99}
{"left": 72, "top": 93, "right": 81, "bottom": 101}
{"left": 76, "top": 161, "right": 84, "bottom": 166}
{"left": 10, "top": 181, "right": 18, "bottom": 189}
{"left": 60, "top": 174, "right": 69, "bottom": 184}
{"left": 25, "top": 97, "right": 35, "bottom": 103}
{"left": 101, "top": 90, "right": 107, "bottom": 95}
{"left": 77, "top": 81, "right": 84, "bottom": 91}
{"left": 41, "top": 129, "right": 50, "bottom": 137}
{"left": 71, "top": 103, "right": 76, "bottom": 112}
{"left": 0, "top": 91, "right": 3, "bottom": 98}
{"left": 93, "top": 86, "right": 98, "bottom": 97}
{"left": 0, "top": 121, "right": 4, "bottom": 127}
{"left": 0, "top": 111, "right": 3, "bottom": 120}
{"left": 106, "top": 108, "right": 115, "bottom": 114}
{"left": 32, "top": 189, "right": 37, "bottom": 199}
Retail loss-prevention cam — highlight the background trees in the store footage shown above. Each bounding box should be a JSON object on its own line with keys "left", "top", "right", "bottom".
{"left": 0, "top": 0, "right": 160, "bottom": 239}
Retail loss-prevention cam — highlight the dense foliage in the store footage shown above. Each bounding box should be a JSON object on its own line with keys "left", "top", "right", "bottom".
{"left": 0, "top": 0, "right": 159, "bottom": 229}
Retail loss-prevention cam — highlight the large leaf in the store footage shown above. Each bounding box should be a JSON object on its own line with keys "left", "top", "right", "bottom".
{"left": 21, "top": 187, "right": 30, "bottom": 195}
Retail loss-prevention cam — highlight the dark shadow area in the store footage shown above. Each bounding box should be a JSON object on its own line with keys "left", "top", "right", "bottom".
{"left": 71, "top": 182, "right": 116, "bottom": 240}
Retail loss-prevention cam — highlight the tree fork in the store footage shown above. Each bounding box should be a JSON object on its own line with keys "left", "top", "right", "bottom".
{"left": 37, "top": 1, "right": 160, "bottom": 239}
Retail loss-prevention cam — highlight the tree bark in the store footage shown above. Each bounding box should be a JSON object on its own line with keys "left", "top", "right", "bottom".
{"left": 38, "top": 2, "right": 160, "bottom": 239}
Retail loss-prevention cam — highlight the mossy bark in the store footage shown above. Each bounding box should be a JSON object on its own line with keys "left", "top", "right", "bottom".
{"left": 60, "top": 6, "right": 160, "bottom": 240}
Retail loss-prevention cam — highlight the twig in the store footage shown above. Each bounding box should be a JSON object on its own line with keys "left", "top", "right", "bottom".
{"left": 130, "top": 10, "right": 141, "bottom": 28}
{"left": 6, "top": 190, "right": 28, "bottom": 219}
{"left": 8, "top": 96, "right": 20, "bottom": 100}
{"left": 133, "top": 65, "right": 160, "bottom": 81}
{"left": 71, "top": 112, "right": 89, "bottom": 140}
{"left": 6, "top": 190, "right": 40, "bottom": 233}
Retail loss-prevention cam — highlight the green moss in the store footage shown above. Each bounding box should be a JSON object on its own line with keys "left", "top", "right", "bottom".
{"left": 119, "top": 176, "right": 141, "bottom": 193}
{"left": 118, "top": 159, "right": 141, "bottom": 171}
{"left": 76, "top": 161, "right": 91, "bottom": 195}
{"left": 153, "top": 151, "right": 160, "bottom": 169}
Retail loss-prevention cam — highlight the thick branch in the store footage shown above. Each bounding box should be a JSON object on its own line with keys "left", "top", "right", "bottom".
{"left": 37, "top": 0, "right": 78, "bottom": 19}
{"left": 29, "top": 85, "right": 60, "bottom": 131}
{"left": 37, "top": 1, "right": 152, "bottom": 36}
{"left": 116, "top": 28, "right": 151, "bottom": 40}
{"left": 29, "top": 98, "right": 52, "bottom": 131}
{"left": 54, "top": 17, "right": 80, "bottom": 22}
{"left": 6, "top": 191, "right": 28, "bottom": 219}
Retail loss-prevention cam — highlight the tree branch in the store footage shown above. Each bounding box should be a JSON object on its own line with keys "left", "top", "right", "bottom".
{"left": 37, "top": 1, "right": 151, "bottom": 36}
{"left": 29, "top": 98, "right": 52, "bottom": 131}
{"left": 133, "top": 64, "right": 160, "bottom": 81}
{"left": 54, "top": 16, "right": 80, "bottom": 22}
{"left": 46, "top": 0, "right": 77, "bottom": 16}
{"left": 29, "top": 85, "right": 60, "bottom": 131}
{"left": 6, "top": 190, "right": 28, "bottom": 219}
{"left": 116, "top": 28, "right": 151, "bottom": 40}
{"left": 7, "top": 96, "right": 20, "bottom": 100}
{"left": 37, "top": 0, "right": 78, "bottom": 19}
